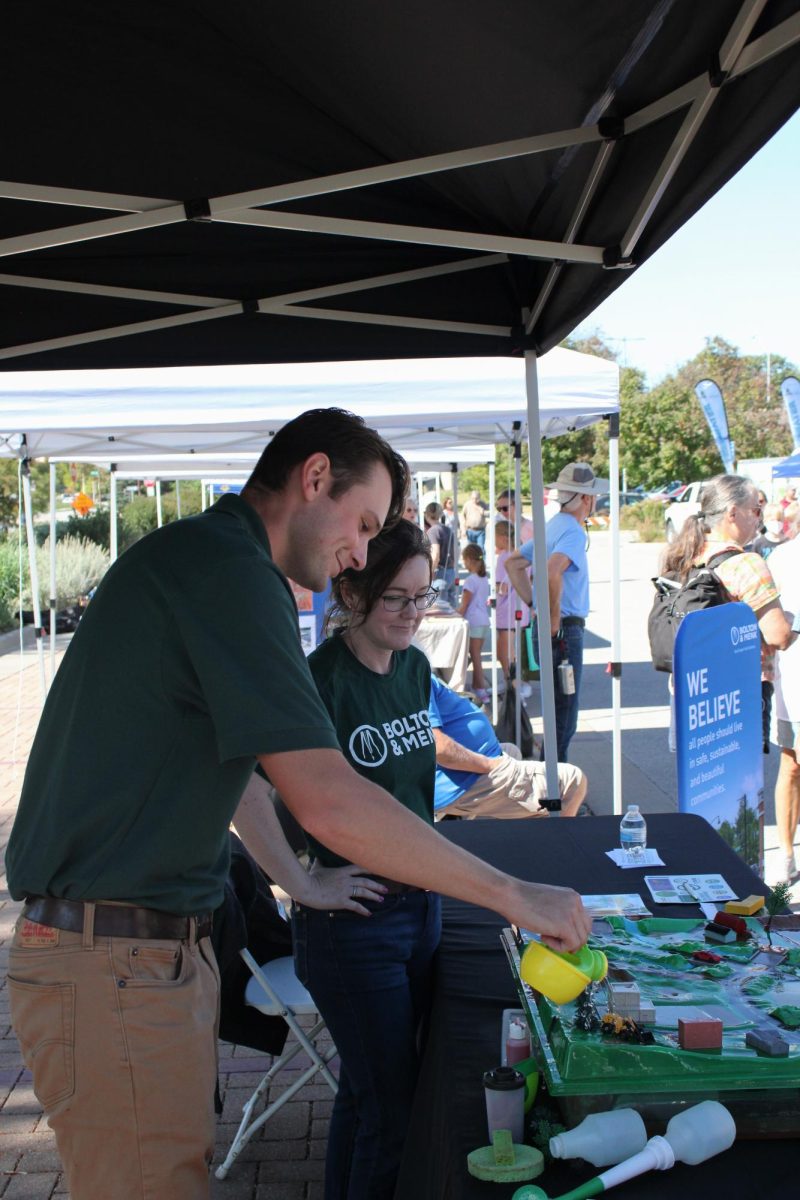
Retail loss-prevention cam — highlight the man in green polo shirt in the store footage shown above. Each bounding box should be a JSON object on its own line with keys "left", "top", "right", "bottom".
{"left": 7, "top": 408, "right": 589, "bottom": 1199}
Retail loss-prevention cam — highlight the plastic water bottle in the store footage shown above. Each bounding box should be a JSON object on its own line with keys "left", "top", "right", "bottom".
{"left": 620, "top": 805, "right": 647, "bottom": 857}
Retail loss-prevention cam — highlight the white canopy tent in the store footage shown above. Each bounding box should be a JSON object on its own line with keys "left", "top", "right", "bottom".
{"left": 2, "top": 347, "right": 621, "bottom": 812}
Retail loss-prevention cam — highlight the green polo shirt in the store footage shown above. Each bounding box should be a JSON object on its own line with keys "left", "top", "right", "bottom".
{"left": 6, "top": 494, "right": 338, "bottom": 914}
{"left": 304, "top": 634, "right": 435, "bottom": 868}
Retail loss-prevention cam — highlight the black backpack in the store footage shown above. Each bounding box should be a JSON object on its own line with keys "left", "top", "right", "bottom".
{"left": 648, "top": 549, "right": 741, "bottom": 673}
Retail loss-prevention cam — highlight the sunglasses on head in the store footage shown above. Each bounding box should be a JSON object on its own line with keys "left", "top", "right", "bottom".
{"left": 497, "top": 504, "right": 510, "bottom": 512}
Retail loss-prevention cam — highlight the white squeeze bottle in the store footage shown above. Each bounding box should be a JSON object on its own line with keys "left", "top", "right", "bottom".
{"left": 550, "top": 1109, "right": 647, "bottom": 1167}
{"left": 619, "top": 805, "right": 647, "bottom": 857}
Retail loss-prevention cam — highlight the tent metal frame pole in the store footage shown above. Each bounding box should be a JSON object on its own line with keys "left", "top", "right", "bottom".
{"left": 488, "top": 461, "right": 498, "bottom": 725}
{"left": 525, "top": 139, "right": 617, "bottom": 335}
{"left": 0, "top": 252, "right": 506, "bottom": 315}
{"left": 109, "top": 467, "right": 118, "bottom": 563}
{"left": 451, "top": 464, "right": 460, "bottom": 606}
{"left": 266, "top": 303, "right": 509, "bottom": 338}
{"left": 621, "top": 0, "right": 768, "bottom": 259}
{"left": 21, "top": 463, "right": 47, "bottom": 702}
{"left": 0, "top": 304, "right": 241, "bottom": 363}
{"left": 524, "top": 352, "right": 560, "bottom": 807}
{"left": 219, "top": 209, "right": 603, "bottom": 265}
{"left": 48, "top": 462, "right": 57, "bottom": 686}
{"left": 175, "top": 479, "right": 182, "bottom": 519}
{"left": 0, "top": 271, "right": 226, "bottom": 307}
{"left": 608, "top": 414, "right": 623, "bottom": 815}
{"left": 513, "top": 440, "right": 523, "bottom": 751}
{"left": 155, "top": 480, "right": 163, "bottom": 528}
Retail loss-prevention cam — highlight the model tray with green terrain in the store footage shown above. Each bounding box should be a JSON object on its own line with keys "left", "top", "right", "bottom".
{"left": 502, "top": 917, "right": 800, "bottom": 1132}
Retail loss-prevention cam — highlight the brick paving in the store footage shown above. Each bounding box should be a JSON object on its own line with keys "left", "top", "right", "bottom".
{"left": 0, "top": 635, "right": 333, "bottom": 1199}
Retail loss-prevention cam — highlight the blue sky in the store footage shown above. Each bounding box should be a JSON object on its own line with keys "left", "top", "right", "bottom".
{"left": 574, "top": 109, "right": 800, "bottom": 387}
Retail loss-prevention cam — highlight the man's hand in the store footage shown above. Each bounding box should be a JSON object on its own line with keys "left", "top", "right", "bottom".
{"left": 304, "top": 862, "right": 388, "bottom": 916}
{"left": 502, "top": 879, "right": 591, "bottom": 952}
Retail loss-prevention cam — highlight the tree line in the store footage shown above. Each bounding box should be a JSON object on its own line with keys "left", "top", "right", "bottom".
{"left": 455, "top": 334, "right": 798, "bottom": 499}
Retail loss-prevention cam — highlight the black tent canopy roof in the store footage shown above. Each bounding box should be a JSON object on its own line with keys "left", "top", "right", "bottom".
{"left": 2, "top": 0, "right": 799, "bottom": 371}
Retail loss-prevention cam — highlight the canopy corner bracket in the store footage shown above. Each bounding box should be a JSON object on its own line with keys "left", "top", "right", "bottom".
{"left": 183, "top": 197, "right": 212, "bottom": 222}
{"left": 602, "top": 245, "right": 636, "bottom": 271}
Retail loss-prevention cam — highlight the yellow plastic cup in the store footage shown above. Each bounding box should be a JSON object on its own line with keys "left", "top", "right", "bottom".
{"left": 520, "top": 942, "right": 607, "bottom": 1005}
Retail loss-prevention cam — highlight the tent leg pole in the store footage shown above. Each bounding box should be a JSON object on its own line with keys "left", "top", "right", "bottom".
{"left": 524, "top": 351, "right": 560, "bottom": 808}
{"left": 49, "top": 463, "right": 57, "bottom": 687}
{"left": 609, "top": 414, "right": 623, "bottom": 815}
{"left": 488, "top": 461, "right": 497, "bottom": 724}
{"left": 109, "top": 467, "right": 118, "bottom": 563}
{"left": 21, "top": 464, "right": 47, "bottom": 704}
{"left": 514, "top": 443, "right": 522, "bottom": 749}
{"left": 175, "top": 478, "right": 181, "bottom": 519}
{"left": 155, "top": 479, "right": 163, "bottom": 528}
{"left": 451, "top": 468, "right": 460, "bottom": 595}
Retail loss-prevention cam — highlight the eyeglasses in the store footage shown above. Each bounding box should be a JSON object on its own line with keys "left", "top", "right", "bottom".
{"left": 381, "top": 590, "right": 437, "bottom": 612}
{"left": 497, "top": 504, "right": 510, "bottom": 512}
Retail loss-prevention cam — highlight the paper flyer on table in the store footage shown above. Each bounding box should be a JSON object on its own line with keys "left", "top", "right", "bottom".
{"left": 579, "top": 894, "right": 652, "bottom": 918}
{"left": 606, "top": 848, "right": 665, "bottom": 869}
{"left": 644, "top": 874, "right": 736, "bottom": 905}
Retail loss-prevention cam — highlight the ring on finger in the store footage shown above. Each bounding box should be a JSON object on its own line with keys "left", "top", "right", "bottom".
{"left": 351, "top": 886, "right": 358, "bottom": 900}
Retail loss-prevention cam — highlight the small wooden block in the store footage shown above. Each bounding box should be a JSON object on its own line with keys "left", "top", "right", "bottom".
{"left": 724, "top": 895, "right": 765, "bottom": 916}
{"left": 746, "top": 1028, "right": 790, "bottom": 1058}
{"left": 678, "top": 1017, "right": 723, "bottom": 1050}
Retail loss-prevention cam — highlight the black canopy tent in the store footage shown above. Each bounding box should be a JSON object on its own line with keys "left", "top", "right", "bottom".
{"left": 3, "top": 0, "right": 799, "bottom": 795}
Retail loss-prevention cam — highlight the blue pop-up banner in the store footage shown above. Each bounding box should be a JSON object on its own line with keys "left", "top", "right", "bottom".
{"left": 694, "top": 379, "right": 735, "bottom": 473}
{"left": 780, "top": 376, "right": 800, "bottom": 450}
{"left": 674, "top": 601, "right": 763, "bottom": 871}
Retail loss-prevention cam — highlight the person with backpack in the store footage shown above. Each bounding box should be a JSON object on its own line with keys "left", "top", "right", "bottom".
{"left": 657, "top": 475, "right": 796, "bottom": 752}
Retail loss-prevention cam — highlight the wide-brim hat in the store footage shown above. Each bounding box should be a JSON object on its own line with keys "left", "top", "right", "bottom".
{"left": 546, "top": 462, "right": 609, "bottom": 497}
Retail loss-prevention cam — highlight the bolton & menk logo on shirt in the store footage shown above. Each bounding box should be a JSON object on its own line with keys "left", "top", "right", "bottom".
{"left": 349, "top": 710, "right": 433, "bottom": 767}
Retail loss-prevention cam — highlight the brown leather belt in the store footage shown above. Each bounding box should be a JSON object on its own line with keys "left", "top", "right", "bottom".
{"left": 23, "top": 897, "right": 213, "bottom": 942}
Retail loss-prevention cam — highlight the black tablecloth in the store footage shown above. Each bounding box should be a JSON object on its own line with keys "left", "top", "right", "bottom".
{"left": 397, "top": 814, "right": 799, "bottom": 1200}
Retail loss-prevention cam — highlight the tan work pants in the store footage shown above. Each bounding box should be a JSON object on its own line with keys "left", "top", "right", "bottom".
{"left": 8, "top": 910, "right": 220, "bottom": 1200}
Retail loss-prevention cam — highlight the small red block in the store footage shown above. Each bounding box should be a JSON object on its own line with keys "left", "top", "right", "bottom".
{"left": 678, "top": 1017, "right": 723, "bottom": 1050}
{"left": 713, "top": 911, "right": 748, "bottom": 937}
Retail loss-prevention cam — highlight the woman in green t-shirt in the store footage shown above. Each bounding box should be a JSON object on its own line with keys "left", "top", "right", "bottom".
{"left": 293, "top": 518, "right": 440, "bottom": 1200}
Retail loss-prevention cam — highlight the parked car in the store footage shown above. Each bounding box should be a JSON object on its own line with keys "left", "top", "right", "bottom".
{"left": 664, "top": 481, "right": 705, "bottom": 542}
{"left": 647, "top": 480, "right": 684, "bottom": 503}
{"left": 595, "top": 492, "right": 646, "bottom": 514}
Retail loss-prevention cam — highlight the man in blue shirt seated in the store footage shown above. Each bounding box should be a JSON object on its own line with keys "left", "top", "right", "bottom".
{"left": 430, "top": 676, "right": 587, "bottom": 819}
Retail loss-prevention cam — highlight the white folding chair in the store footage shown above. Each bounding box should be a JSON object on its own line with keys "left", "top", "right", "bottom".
{"left": 215, "top": 947, "right": 338, "bottom": 1180}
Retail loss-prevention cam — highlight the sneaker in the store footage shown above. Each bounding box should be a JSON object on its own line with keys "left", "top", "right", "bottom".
{"left": 780, "top": 853, "right": 798, "bottom": 884}
{"left": 473, "top": 688, "right": 491, "bottom": 704}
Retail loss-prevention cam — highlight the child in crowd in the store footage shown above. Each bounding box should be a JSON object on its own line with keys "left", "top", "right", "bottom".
{"left": 750, "top": 502, "right": 786, "bottom": 559}
{"left": 495, "top": 520, "right": 530, "bottom": 685}
{"left": 458, "top": 543, "right": 491, "bottom": 700}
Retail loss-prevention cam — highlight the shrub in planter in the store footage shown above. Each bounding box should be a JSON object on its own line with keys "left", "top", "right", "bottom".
{"left": 18, "top": 535, "right": 110, "bottom": 610}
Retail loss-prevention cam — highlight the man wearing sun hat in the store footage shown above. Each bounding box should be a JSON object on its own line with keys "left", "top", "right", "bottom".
{"left": 505, "top": 462, "right": 608, "bottom": 761}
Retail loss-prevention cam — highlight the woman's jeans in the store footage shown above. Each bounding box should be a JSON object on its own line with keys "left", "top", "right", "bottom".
{"left": 292, "top": 890, "right": 441, "bottom": 1200}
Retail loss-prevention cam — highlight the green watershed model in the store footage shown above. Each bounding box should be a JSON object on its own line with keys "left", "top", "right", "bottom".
{"left": 504, "top": 914, "right": 800, "bottom": 1136}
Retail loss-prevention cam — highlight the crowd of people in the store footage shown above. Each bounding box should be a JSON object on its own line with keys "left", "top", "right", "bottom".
{"left": 6, "top": 404, "right": 800, "bottom": 1199}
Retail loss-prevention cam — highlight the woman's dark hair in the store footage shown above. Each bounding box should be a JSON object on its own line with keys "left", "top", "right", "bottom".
{"left": 326, "top": 519, "right": 432, "bottom": 632}
{"left": 661, "top": 473, "right": 757, "bottom": 581}
{"left": 462, "top": 543, "right": 487, "bottom": 577}
{"left": 244, "top": 407, "right": 409, "bottom": 528}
